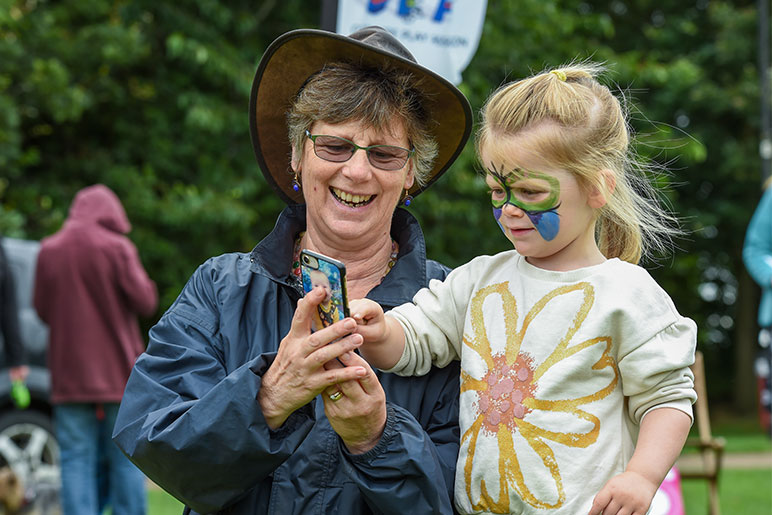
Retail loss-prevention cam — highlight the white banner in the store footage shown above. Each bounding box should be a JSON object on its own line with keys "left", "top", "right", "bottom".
{"left": 336, "top": 0, "right": 487, "bottom": 85}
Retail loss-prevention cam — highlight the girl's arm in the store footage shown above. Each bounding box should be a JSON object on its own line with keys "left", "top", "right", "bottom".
{"left": 588, "top": 407, "right": 691, "bottom": 515}
{"left": 350, "top": 298, "right": 406, "bottom": 370}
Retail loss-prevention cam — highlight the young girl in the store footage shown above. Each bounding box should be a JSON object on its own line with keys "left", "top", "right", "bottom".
{"left": 350, "top": 63, "right": 697, "bottom": 515}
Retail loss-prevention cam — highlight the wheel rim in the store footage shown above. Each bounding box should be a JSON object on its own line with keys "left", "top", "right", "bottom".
{"left": 0, "top": 422, "right": 60, "bottom": 487}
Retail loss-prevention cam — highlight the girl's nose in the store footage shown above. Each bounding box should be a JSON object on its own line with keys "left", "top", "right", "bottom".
{"left": 502, "top": 202, "right": 525, "bottom": 217}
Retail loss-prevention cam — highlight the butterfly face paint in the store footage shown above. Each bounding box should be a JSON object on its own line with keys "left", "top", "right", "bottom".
{"left": 487, "top": 164, "right": 561, "bottom": 241}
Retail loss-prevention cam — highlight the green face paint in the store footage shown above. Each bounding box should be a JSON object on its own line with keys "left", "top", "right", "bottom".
{"left": 487, "top": 164, "right": 561, "bottom": 212}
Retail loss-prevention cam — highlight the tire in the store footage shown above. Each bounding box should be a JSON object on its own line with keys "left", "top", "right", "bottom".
{"left": 0, "top": 410, "right": 60, "bottom": 490}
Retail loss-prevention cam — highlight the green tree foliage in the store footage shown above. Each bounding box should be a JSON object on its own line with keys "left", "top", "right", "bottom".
{"left": 0, "top": 1, "right": 767, "bottom": 402}
{"left": 0, "top": 0, "right": 316, "bottom": 307}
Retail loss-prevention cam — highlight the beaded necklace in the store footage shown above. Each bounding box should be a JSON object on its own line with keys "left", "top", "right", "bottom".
{"left": 291, "top": 232, "right": 399, "bottom": 285}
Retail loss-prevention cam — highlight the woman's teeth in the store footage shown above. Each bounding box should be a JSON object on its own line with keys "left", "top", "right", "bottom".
{"left": 331, "top": 188, "right": 374, "bottom": 207}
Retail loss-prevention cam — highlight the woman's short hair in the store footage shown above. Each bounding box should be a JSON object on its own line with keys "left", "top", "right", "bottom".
{"left": 287, "top": 62, "right": 439, "bottom": 186}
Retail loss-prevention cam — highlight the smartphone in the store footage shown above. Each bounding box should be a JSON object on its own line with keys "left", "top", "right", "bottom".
{"left": 300, "top": 249, "right": 349, "bottom": 332}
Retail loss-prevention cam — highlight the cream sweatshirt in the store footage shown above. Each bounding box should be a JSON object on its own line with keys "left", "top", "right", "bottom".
{"left": 388, "top": 251, "right": 697, "bottom": 514}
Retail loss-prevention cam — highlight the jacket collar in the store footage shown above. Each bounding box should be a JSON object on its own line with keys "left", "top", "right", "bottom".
{"left": 249, "top": 204, "right": 430, "bottom": 305}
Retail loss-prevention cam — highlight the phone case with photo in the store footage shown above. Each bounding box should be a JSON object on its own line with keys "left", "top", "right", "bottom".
{"left": 300, "top": 249, "right": 349, "bottom": 332}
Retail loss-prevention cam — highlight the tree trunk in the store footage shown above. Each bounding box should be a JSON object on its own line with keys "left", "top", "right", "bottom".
{"left": 734, "top": 269, "right": 760, "bottom": 414}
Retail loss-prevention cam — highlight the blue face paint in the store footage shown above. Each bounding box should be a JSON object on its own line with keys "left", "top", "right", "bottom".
{"left": 525, "top": 209, "right": 561, "bottom": 241}
{"left": 493, "top": 205, "right": 561, "bottom": 241}
{"left": 493, "top": 206, "right": 505, "bottom": 232}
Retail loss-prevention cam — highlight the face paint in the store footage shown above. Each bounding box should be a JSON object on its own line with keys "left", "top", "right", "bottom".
{"left": 488, "top": 165, "right": 562, "bottom": 241}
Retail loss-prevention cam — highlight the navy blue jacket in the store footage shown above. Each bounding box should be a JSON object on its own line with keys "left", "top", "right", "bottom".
{"left": 113, "top": 205, "right": 460, "bottom": 514}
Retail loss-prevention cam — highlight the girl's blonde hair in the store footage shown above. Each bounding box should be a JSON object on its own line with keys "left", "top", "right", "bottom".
{"left": 476, "top": 62, "right": 680, "bottom": 264}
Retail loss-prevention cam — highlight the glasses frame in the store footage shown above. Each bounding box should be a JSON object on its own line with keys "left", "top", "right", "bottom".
{"left": 305, "top": 130, "right": 414, "bottom": 171}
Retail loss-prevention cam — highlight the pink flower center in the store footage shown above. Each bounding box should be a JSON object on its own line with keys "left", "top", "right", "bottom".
{"left": 478, "top": 353, "right": 536, "bottom": 434}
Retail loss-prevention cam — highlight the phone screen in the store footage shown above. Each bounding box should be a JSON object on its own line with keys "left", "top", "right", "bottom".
{"left": 300, "top": 249, "right": 349, "bottom": 332}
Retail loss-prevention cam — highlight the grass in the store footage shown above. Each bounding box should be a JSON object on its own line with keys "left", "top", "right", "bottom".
{"left": 680, "top": 408, "right": 772, "bottom": 515}
{"left": 682, "top": 469, "right": 772, "bottom": 515}
{"left": 148, "top": 488, "right": 184, "bottom": 514}
{"left": 710, "top": 410, "right": 772, "bottom": 453}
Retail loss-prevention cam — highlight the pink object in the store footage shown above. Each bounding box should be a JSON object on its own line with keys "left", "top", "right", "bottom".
{"left": 650, "top": 466, "right": 686, "bottom": 515}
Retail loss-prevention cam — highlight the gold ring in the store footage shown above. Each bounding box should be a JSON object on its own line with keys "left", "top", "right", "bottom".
{"left": 328, "top": 391, "right": 343, "bottom": 402}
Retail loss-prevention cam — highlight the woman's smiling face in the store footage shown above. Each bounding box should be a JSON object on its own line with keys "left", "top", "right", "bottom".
{"left": 294, "top": 118, "right": 414, "bottom": 246}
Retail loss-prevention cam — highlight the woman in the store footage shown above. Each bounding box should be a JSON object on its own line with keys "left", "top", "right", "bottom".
{"left": 113, "top": 26, "right": 472, "bottom": 514}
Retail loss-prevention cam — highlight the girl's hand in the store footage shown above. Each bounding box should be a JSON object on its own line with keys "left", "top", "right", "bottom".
{"left": 349, "top": 298, "right": 387, "bottom": 344}
{"left": 590, "top": 408, "right": 690, "bottom": 515}
{"left": 258, "top": 287, "right": 366, "bottom": 429}
{"left": 588, "top": 471, "right": 656, "bottom": 515}
{"left": 350, "top": 298, "right": 405, "bottom": 370}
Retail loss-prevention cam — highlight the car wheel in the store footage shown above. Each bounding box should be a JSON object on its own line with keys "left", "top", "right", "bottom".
{"left": 0, "top": 410, "right": 60, "bottom": 490}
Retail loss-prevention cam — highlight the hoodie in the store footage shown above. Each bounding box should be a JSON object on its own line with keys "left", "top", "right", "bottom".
{"left": 33, "top": 185, "right": 157, "bottom": 403}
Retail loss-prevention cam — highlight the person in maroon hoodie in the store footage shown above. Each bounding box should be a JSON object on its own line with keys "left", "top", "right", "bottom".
{"left": 33, "top": 184, "right": 157, "bottom": 515}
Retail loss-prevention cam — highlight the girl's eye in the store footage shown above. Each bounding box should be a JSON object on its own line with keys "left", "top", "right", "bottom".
{"left": 516, "top": 188, "right": 546, "bottom": 199}
{"left": 489, "top": 188, "right": 506, "bottom": 199}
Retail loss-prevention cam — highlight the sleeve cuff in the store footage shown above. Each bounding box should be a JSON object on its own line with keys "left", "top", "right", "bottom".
{"left": 341, "top": 405, "right": 397, "bottom": 464}
{"left": 640, "top": 399, "right": 695, "bottom": 425}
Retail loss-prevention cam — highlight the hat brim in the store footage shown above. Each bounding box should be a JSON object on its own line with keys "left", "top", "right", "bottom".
{"left": 249, "top": 28, "right": 472, "bottom": 205}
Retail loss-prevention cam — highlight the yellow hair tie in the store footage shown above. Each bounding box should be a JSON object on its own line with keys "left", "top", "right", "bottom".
{"left": 550, "top": 70, "right": 567, "bottom": 81}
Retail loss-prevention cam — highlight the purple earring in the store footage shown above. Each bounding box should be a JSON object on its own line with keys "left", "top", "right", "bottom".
{"left": 291, "top": 171, "right": 301, "bottom": 192}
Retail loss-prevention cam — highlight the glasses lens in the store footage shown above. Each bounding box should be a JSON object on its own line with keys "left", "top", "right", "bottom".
{"left": 310, "top": 134, "right": 410, "bottom": 170}
{"left": 367, "top": 146, "right": 409, "bottom": 170}
{"left": 313, "top": 136, "right": 355, "bottom": 162}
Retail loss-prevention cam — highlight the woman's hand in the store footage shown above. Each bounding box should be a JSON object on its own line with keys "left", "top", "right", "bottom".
{"left": 258, "top": 287, "right": 366, "bottom": 429}
{"left": 322, "top": 350, "right": 388, "bottom": 454}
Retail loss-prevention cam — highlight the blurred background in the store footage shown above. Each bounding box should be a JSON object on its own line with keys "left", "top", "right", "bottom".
{"left": 0, "top": 0, "right": 770, "bottom": 513}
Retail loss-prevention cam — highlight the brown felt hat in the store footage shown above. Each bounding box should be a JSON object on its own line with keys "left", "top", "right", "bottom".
{"left": 249, "top": 26, "right": 473, "bottom": 205}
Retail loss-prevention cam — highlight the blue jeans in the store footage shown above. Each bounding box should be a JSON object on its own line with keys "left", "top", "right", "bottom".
{"left": 54, "top": 403, "right": 147, "bottom": 515}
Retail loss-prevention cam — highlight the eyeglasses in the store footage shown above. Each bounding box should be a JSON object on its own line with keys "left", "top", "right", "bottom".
{"left": 305, "top": 130, "right": 414, "bottom": 171}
